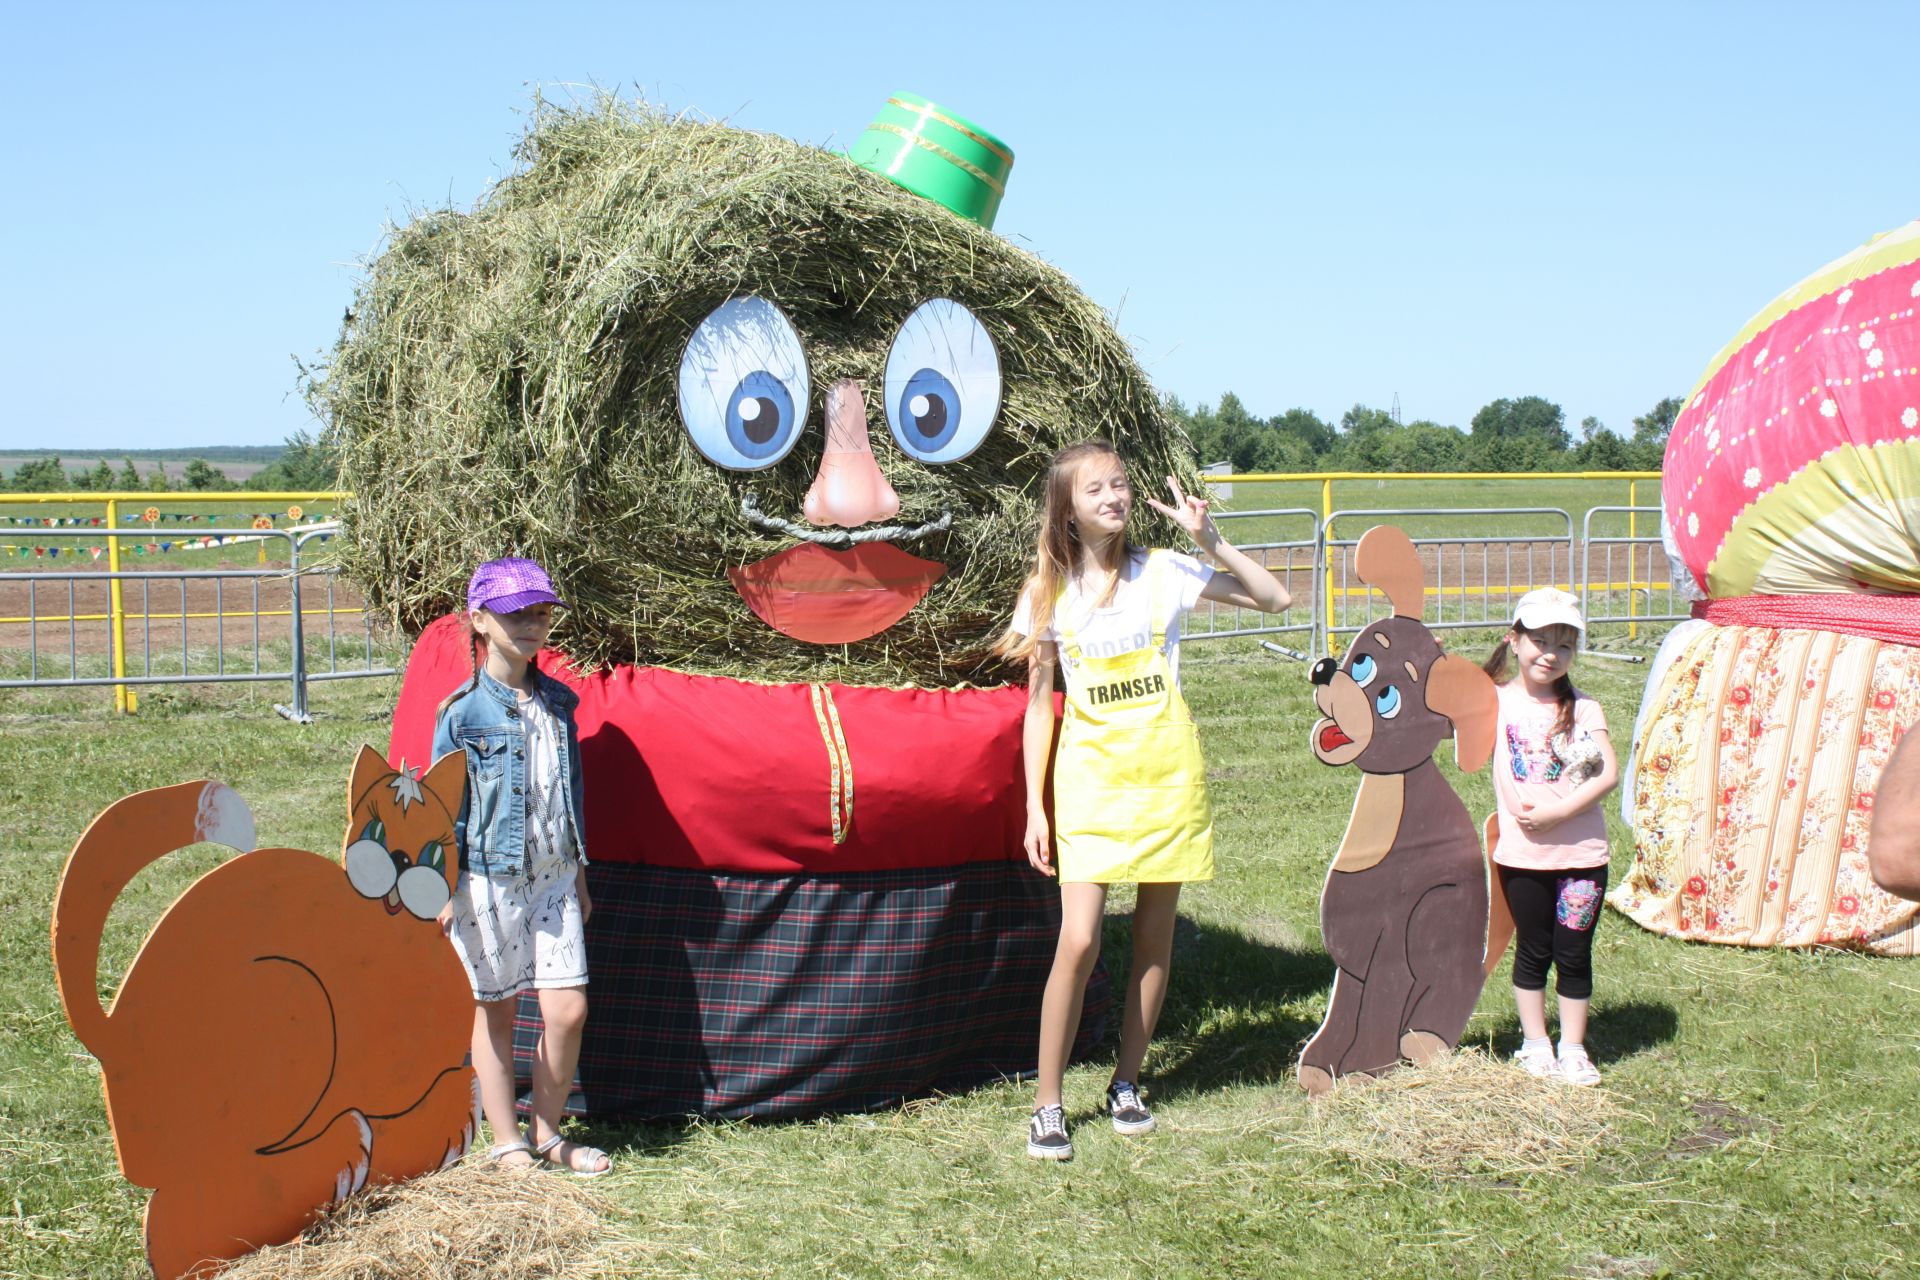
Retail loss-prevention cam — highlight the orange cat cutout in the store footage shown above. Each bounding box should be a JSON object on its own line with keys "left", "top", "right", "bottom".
{"left": 51, "top": 746, "right": 477, "bottom": 1280}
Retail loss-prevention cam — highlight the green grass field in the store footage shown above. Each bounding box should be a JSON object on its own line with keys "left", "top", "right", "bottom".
{"left": 0, "top": 495, "right": 342, "bottom": 572}
{"left": 4, "top": 628, "right": 1916, "bottom": 1279}
{"left": 1208, "top": 475, "right": 1662, "bottom": 546}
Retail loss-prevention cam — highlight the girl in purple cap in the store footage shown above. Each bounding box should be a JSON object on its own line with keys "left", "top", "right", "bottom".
{"left": 432, "top": 557, "right": 612, "bottom": 1175}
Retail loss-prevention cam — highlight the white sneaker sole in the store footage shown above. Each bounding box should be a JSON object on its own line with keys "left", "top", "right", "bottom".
{"left": 1026, "top": 1140, "right": 1073, "bottom": 1160}
{"left": 1111, "top": 1114, "right": 1156, "bottom": 1136}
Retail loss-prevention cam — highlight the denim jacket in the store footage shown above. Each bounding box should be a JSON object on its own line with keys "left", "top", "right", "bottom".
{"left": 431, "top": 666, "right": 588, "bottom": 876}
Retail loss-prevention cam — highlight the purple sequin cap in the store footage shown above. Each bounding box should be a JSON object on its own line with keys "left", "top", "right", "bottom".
{"left": 466, "top": 557, "right": 565, "bottom": 614}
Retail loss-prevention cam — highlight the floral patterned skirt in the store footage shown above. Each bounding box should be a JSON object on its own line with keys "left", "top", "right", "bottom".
{"left": 1612, "top": 621, "right": 1920, "bottom": 953}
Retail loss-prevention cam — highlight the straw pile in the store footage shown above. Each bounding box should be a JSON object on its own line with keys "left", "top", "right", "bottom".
{"left": 313, "top": 95, "right": 1193, "bottom": 686}
{"left": 217, "top": 1162, "right": 631, "bottom": 1279}
{"left": 1279, "top": 1050, "right": 1622, "bottom": 1179}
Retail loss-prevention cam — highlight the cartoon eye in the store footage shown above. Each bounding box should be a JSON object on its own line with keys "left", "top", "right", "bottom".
{"left": 395, "top": 864, "right": 451, "bottom": 921}
{"left": 1350, "top": 654, "right": 1378, "bottom": 688}
{"left": 344, "top": 837, "right": 397, "bottom": 900}
{"left": 882, "top": 299, "right": 1001, "bottom": 464}
{"left": 417, "top": 839, "right": 446, "bottom": 874}
{"left": 1376, "top": 685, "right": 1403, "bottom": 719}
{"left": 677, "top": 296, "right": 810, "bottom": 470}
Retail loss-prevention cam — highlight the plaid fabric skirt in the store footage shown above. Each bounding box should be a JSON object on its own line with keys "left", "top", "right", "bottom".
{"left": 513, "top": 860, "right": 1110, "bottom": 1118}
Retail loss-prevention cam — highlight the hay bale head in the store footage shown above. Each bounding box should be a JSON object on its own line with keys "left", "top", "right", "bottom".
{"left": 316, "top": 97, "right": 1195, "bottom": 686}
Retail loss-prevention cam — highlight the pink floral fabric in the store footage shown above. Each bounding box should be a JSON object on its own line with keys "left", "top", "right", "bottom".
{"left": 1612, "top": 621, "right": 1920, "bottom": 953}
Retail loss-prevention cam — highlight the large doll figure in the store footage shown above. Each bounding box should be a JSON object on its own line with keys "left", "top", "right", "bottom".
{"left": 317, "top": 94, "right": 1204, "bottom": 1117}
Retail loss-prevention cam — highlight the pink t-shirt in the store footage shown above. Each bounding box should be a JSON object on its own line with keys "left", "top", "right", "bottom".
{"left": 1490, "top": 681, "right": 1611, "bottom": 871}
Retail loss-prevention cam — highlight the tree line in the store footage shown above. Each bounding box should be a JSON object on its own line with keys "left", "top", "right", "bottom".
{"left": 1173, "top": 393, "right": 1682, "bottom": 474}
{"left": 9, "top": 393, "right": 1679, "bottom": 495}
{"left": 6, "top": 431, "right": 339, "bottom": 493}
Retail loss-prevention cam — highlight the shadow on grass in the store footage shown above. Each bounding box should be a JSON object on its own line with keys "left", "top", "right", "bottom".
{"left": 1096, "top": 911, "right": 1331, "bottom": 1102}
{"left": 1477, "top": 997, "right": 1680, "bottom": 1065}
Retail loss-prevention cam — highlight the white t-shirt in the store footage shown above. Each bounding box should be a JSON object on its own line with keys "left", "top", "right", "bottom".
{"left": 1009, "top": 548, "right": 1216, "bottom": 689}
{"left": 517, "top": 688, "right": 578, "bottom": 864}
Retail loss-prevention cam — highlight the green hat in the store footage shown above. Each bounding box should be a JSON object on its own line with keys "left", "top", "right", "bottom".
{"left": 850, "top": 93, "right": 1014, "bottom": 229}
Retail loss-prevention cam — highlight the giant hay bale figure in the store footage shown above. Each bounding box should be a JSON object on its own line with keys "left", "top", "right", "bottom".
{"left": 315, "top": 94, "right": 1202, "bottom": 1116}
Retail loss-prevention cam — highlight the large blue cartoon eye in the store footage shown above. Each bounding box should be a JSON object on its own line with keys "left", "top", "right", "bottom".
{"left": 883, "top": 299, "right": 1001, "bottom": 463}
{"left": 678, "top": 297, "right": 810, "bottom": 471}
{"left": 1375, "top": 685, "right": 1402, "bottom": 719}
{"left": 1350, "top": 654, "right": 1378, "bottom": 688}
{"left": 726, "top": 370, "right": 797, "bottom": 463}
{"left": 896, "top": 367, "right": 962, "bottom": 454}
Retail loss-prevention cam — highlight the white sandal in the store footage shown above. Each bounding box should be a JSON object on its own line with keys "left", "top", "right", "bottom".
{"left": 533, "top": 1131, "right": 613, "bottom": 1177}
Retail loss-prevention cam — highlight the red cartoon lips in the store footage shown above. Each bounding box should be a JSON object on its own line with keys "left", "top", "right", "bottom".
{"left": 729, "top": 542, "right": 946, "bottom": 644}
{"left": 1317, "top": 721, "right": 1353, "bottom": 754}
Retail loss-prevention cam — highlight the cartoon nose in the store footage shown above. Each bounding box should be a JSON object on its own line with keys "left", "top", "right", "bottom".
{"left": 1310, "top": 657, "right": 1338, "bottom": 687}
{"left": 804, "top": 379, "right": 901, "bottom": 529}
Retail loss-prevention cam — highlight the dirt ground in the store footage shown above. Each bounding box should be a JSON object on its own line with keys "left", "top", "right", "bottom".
{"left": 0, "top": 566, "right": 372, "bottom": 662}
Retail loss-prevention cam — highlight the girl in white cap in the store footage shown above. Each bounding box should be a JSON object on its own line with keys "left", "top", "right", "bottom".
{"left": 433, "top": 557, "right": 612, "bottom": 1175}
{"left": 1482, "top": 588, "right": 1619, "bottom": 1086}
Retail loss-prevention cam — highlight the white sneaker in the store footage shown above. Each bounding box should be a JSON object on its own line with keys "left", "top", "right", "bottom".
{"left": 1557, "top": 1047, "right": 1601, "bottom": 1086}
{"left": 1513, "top": 1042, "right": 1556, "bottom": 1078}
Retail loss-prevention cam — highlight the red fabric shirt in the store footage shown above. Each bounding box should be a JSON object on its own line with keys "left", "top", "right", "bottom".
{"left": 391, "top": 614, "right": 1030, "bottom": 874}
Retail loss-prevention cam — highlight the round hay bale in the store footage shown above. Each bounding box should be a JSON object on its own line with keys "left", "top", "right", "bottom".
{"left": 313, "top": 95, "right": 1195, "bottom": 686}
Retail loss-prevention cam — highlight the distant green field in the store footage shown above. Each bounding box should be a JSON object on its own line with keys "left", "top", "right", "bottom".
{"left": 1205, "top": 475, "right": 1663, "bottom": 545}
{"left": 0, "top": 495, "right": 343, "bottom": 570}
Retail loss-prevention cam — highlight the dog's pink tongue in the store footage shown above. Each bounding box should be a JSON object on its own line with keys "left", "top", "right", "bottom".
{"left": 1319, "top": 722, "right": 1352, "bottom": 752}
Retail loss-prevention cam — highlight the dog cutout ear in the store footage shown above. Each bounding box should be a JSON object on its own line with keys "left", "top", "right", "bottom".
{"left": 1352, "top": 526, "right": 1425, "bottom": 620}
{"left": 1427, "top": 653, "right": 1497, "bottom": 772}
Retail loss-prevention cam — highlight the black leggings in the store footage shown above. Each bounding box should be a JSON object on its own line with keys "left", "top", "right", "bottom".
{"left": 1498, "top": 864, "right": 1608, "bottom": 1000}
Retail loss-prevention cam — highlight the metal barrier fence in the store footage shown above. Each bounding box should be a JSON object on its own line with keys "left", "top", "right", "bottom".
{"left": 0, "top": 477, "right": 1682, "bottom": 713}
{"left": 1580, "top": 505, "right": 1691, "bottom": 639}
{"left": 1320, "top": 507, "right": 1577, "bottom": 652}
{"left": 1179, "top": 501, "right": 1677, "bottom": 661}
{"left": 1183, "top": 507, "right": 1320, "bottom": 655}
{"left": 0, "top": 521, "right": 392, "bottom": 721}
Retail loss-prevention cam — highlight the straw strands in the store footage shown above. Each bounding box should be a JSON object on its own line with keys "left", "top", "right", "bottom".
{"left": 1276, "top": 1050, "right": 1624, "bottom": 1179}
{"left": 215, "top": 1162, "right": 638, "bottom": 1280}
{"left": 313, "top": 95, "right": 1194, "bottom": 686}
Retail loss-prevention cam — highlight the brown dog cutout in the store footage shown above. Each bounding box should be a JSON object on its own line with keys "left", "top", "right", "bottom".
{"left": 51, "top": 748, "right": 476, "bottom": 1279}
{"left": 1298, "top": 525, "right": 1501, "bottom": 1095}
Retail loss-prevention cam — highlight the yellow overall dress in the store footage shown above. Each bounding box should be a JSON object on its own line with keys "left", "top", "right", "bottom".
{"left": 1052, "top": 550, "right": 1215, "bottom": 884}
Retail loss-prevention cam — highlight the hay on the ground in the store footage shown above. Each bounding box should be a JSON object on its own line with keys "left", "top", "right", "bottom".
{"left": 216, "top": 1161, "right": 626, "bottom": 1280}
{"left": 1278, "top": 1049, "right": 1621, "bottom": 1178}
{"left": 312, "top": 94, "right": 1194, "bottom": 687}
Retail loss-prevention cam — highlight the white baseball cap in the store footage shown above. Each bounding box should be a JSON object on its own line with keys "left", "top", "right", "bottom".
{"left": 1512, "top": 587, "right": 1585, "bottom": 633}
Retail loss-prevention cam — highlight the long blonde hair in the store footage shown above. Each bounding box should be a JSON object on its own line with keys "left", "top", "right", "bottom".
{"left": 996, "top": 440, "right": 1134, "bottom": 662}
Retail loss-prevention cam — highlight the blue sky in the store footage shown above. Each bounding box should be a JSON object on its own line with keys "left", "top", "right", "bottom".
{"left": 4, "top": 2, "right": 1913, "bottom": 450}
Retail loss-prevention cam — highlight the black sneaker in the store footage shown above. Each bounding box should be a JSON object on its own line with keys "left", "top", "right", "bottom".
{"left": 1106, "top": 1080, "right": 1156, "bottom": 1135}
{"left": 1027, "top": 1104, "right": 1073, "bottom": 1160}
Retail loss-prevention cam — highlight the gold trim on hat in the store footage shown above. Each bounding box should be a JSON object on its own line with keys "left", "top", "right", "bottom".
{"left": 864, "top": 122, "right": 1007, "bottom": 196}
{"left": 885, "top": 96, "right": 1014, "bottom": 166}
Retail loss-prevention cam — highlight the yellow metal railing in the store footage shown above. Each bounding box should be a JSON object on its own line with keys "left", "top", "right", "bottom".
{"left": 1210, "top": 471, "right": 1663, "bottom": 656}
{"left": 0, "top": 490, "right": 348, "bottom": 713}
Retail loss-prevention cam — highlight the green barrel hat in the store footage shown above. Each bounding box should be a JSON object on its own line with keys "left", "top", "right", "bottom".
{"left": 850, "top": 92, "right": 1014, "bottom": 229}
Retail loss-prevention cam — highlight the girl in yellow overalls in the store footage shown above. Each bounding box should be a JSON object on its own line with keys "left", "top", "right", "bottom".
{"left": 1000, "top": 440, "right": 1292, "bottom": 1160}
